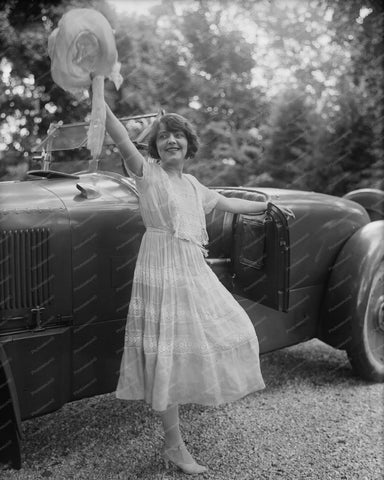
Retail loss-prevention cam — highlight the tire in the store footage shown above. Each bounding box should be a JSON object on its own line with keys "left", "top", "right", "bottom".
{"left": 347, "top": 261, "right": 384, "bottom": 382}
{"left": 321, "top": 221, "right": 384, "bottom": 382}
{"left": 0, "top": 345, "right": 22, "bottom": 469}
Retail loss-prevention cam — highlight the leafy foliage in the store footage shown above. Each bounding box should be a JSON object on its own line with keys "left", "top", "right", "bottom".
{"left": 262, "top": 88, "right": 316, "bottom": 190}
{"left": 0, "top": 0, "right": 382, "bottom": 195}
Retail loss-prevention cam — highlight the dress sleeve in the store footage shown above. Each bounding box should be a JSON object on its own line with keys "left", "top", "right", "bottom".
{"left": 192, "top": 176, "right": 221, "bottom": 214}
{"left": 126, "top": 160, "right": 157, "bottom": 193}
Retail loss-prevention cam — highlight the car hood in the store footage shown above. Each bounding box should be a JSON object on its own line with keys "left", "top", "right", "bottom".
{"left": 0, "top": 179, "right": 67, "bottom": 209}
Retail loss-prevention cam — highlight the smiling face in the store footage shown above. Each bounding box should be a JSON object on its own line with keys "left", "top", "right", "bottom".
{"left": 156, "top": 126, "right": 188, "bottom": 166}
{"left": 147, "top": 113, "right": 199, "bottom": 163}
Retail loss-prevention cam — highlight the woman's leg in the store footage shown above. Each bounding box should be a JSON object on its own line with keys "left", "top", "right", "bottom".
{"left": 159, "top": 404, "right": 206, "bottom": 472}
{"left": 159, "top": 404, "right": 183, "bottom": 448}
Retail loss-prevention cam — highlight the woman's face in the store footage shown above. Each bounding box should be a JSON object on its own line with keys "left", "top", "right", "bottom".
{"left": 156, "top": 126, "right": 188, "bottom": 165}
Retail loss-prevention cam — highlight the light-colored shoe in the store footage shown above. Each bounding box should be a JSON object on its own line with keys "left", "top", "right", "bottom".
{"left": 161, "top": 442, "right": 207, "bottom": 475}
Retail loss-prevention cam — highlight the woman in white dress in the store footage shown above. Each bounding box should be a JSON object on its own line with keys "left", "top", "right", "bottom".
{"left": 105, "top": 103, "right": 271, "bottom": 475}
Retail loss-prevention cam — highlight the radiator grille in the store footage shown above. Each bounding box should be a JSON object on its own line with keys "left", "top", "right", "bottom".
{"left": 0, "top": 228, "right": 51, "bottom": 310}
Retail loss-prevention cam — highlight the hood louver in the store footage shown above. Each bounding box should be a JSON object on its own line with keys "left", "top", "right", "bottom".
{"left": 0, "top": 228, "right": 52, "bottom": 310}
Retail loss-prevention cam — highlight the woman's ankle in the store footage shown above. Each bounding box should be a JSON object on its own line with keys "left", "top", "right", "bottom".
{"left": 163, "top": 435, "right": 183, "bottom": 449}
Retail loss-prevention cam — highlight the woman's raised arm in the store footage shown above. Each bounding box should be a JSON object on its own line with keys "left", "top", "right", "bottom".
{"left": 105, "top": 101, "right": 145, "bottom": 177}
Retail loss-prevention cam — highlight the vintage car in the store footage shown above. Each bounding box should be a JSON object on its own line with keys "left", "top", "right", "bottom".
{"left": 1, "top": 116, "right": 383, "bottom": 469}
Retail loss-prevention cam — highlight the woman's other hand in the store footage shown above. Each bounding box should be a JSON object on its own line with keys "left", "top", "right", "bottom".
{"left": 267, "top": 203, "right": 295, "bottom": 221}
{"left": 278, "top": 205, "right": 295, "bottom": 220}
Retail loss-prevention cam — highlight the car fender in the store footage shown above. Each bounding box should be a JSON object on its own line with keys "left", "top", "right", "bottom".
{"left": 0, "top": 343, "right": 22, "bottom": 469}
{"left": 321, "top": 220, "right": 384, "bottom": 350}
{"left": 343, "top": 188, "right": 384, "bottom": 221}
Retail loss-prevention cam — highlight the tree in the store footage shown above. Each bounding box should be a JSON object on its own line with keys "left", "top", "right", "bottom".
{"left": 0, "top": 0, "right": 116, "bottom": 173}
{"left": 262, "top": 88, "right": 316, "bottom": 190}
{"left": 307, "top": 87, "right": 377, "bottom": 195}
{"left": 229, "top": 0, "right": 383, "bottom": 191}
{"left": 165, "top": 3, "right": 268, "bottom": 186}
{"left": 317, "top": 0, "right": 384, "bottom": 187}
{"left": 1, "top": 0, "right": 382, "bottom": 192}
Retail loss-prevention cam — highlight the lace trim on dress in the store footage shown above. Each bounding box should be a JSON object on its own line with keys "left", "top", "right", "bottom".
{"left": 161, "top": 170, "right": 210, "bottom": 257}
{"left": 127, "top": 288, "right": 243, "bottom": 326}
{"left": 131, "top": 268, "right": 218, "bottom": 290}
{"left": 125, "top": 330, "right": 256, "bottom": 355}
{"left": 184, "top": 174, "right": 211, "bottom": 255}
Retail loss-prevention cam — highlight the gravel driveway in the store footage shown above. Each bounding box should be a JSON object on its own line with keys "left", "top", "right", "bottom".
{"left": 1, "top": 339, "right": 383, "bottom": 480}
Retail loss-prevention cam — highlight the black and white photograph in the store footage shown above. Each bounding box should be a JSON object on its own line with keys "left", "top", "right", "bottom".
{"left": 0, "top": 0, "right": 383, "bottom": 478}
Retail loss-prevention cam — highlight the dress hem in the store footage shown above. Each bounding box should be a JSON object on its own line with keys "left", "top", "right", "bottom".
{"left": 115, "top": 383, "right": 265, "bottom": 412}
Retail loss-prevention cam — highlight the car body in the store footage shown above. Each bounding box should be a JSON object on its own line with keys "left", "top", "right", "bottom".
{"left": 1, "top": 117, "right": 384, "bottom": 469}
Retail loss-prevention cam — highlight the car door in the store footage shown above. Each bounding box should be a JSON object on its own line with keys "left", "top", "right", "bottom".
{"left": 232, "top": 203, "right": 290, "bottom": 312}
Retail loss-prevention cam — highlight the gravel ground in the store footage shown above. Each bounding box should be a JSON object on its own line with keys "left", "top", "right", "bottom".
{"left": 1, "top": 339, "right": 383, "bottom": 480}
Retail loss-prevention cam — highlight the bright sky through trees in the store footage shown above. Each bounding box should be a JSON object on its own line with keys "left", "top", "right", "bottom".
{"left": 108, "top": 0, "right": 161, "bottom": 15}
{"left": 105, "top": 0, "right": 371, "bottom": 100}
{"left": 0, "top": 1, "right": 372, "bottom": 151}
{"left": 0, "top": 1, "right": 374, "bottom": 151}
{"left": 0, "top": 0, "right": 381, "bottom": 194}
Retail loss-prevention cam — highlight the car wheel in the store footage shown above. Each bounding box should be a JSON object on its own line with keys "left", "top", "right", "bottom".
{"left": 347, "top": 262, "right": 384, "bottom": 382}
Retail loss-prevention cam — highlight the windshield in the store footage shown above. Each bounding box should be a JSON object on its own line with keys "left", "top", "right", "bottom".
{"left": 30, "top": 114, "right": 158, "bottom": 176}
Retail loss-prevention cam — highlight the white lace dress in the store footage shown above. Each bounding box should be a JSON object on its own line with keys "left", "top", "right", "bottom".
{"left": 116, "top": 161, "right": 265, "bottom": 411}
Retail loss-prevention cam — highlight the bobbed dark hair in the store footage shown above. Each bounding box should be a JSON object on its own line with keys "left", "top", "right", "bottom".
{"left": 147, "top": 113, "right": 199, "bottom": 160}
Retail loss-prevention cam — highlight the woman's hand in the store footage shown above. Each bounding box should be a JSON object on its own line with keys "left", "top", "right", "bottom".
{"left": 267, "top": 202, "right": 295, "bottom": 221}
{"left": 280, "top": 206, "right": 295, "bottom": 220}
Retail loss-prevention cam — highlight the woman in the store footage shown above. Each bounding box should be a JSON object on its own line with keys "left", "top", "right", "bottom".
{"left": 104, "top": 103, "right": 285, "bottom": 475}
